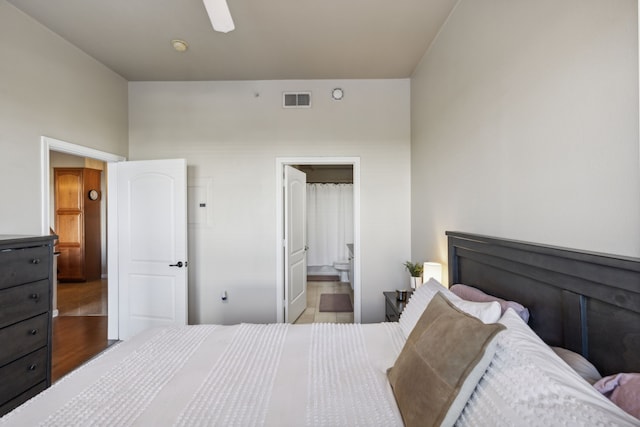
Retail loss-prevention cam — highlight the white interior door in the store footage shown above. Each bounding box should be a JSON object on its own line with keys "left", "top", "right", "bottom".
{"left": 114, "top": 159, "right": 188, "bottom": 339}
{"left": 284, "top": 165, "right": 307, "bottom": 323}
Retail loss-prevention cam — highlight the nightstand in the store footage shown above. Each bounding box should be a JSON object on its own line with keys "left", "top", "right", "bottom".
{"left": 384, "top": 291, "right": 412, "bottom": 322}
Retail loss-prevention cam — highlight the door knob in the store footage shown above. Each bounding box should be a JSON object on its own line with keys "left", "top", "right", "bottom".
{"left": 169, "top": 261, "right": 183, "bottom": 268}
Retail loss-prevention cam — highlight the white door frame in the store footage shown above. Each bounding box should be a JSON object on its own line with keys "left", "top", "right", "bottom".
{"left": 275, "top": 157, "right": 361, "bottom": 323}
{"left": 41, "top": 136, "right": 126, "bottom": 339}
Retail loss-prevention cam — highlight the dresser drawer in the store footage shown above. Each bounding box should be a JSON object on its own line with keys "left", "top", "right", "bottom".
{"left": 0, "top": 246, "right": 50, "bottom": 290}
{"left": 0, "top": 347, "right": 48, "bottom": 407}
{"left": 0, "top": 380, "right": 47, "bottom": 417}
{"left": 0, "top": 281, "right": 50, "bottom": 329}
{"left": 0, "top": 313, "right": 49, "bottom": 367}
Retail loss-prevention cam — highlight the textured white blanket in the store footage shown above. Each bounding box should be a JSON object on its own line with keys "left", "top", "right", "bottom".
{"left": 306, "top": 323, "right": 401, "bottom": 426}
{"left": 4, "top": 315, "right": 633, "bottom": 426}
{"left": 457, "top": 310, "right": 639, "bottom": 427}
{"left": 1, "top": 323, "right": 404, "bottom": 427}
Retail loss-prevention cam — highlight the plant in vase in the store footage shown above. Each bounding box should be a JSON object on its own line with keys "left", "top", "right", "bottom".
{"left": 403, "top": 261, "right": 423, "bottom": 290}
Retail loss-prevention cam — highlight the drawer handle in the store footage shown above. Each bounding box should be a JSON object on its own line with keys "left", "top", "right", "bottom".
{"left": 29, "top": 293, "right": 40, "bottom": 300}
{"left": 28, "top": 364, "right": 37, "bottom": 371}
{"left": 30, "top": 328, "right": 39, "bottom": 335}
{"left": 31, "top": 258, "right": 41, "bottom": 264}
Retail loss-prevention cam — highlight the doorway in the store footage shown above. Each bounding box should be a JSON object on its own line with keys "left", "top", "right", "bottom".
{"left": 51, "top": 153, "right": 109, "bottom": 379}
{"left": 51, "top": 152, "right": 106, "bottom": 303}
{"left": 296, "top": 165, "right": 354, "bottom": 324}
{"left": 276, "top": 157, "right": 361, "bottom": 323}
{"left": 41, "top": 137, "right": 125, "bottom": 380}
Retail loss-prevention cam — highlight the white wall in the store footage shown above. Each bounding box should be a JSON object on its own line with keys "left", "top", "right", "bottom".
{"left": 128, "top": 79, "right": 411, "bottom": 324}
{"left": 0, "top": 1, "right": 128, "bottom": 235}
{"left": 411, "top": 0, "right": 640, "bottom": 274}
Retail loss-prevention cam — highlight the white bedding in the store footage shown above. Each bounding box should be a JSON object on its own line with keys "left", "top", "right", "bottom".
{"left": 458, "top": 310, "right": 638, "bottom": 426}
{"left": 1, "top": 313, "right": 637, "bottom": 426}
{"left": 0, "top": 323, "right": 405, "bottom": 427}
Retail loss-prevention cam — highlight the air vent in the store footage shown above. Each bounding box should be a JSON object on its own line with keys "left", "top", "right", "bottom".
{"left": 283, "top": 92, "right": 311, "bottom": 108}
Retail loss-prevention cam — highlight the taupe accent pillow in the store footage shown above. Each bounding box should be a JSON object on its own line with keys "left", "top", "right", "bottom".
{"left": 387, "top": 292, "right": 505, "bottom": 427}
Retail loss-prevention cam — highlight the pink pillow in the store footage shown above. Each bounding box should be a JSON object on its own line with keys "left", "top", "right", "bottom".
{"left": 594, "top": 373, "right": 640, "bottom": 419}
{"left": 449, "top": 284, "right": 530, "bottom": 323}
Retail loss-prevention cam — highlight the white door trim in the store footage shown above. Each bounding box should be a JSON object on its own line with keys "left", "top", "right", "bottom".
{"left": 275, "top": 157, "right": 361, "bottom": 323}
{"left": 41, "top": 136, "right": 126, "bottom": 339}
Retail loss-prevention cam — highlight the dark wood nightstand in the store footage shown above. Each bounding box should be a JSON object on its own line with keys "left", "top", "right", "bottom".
{"left": 384, "top": 291, "right": 413, "bottom": 322}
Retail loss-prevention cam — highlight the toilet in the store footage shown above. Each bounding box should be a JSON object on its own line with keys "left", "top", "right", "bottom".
{"left": 333, "top": 260, "right": 350, "bottom": 283}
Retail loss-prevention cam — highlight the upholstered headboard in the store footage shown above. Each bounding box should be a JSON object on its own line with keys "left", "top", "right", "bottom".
{"left": 447, "top": 231, "right": 640, "bottom": 376}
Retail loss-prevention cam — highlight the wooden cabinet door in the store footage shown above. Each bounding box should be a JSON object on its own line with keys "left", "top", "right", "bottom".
{"left": 54, "top": 168, "right": 101, "bottom": 282}
{"left": 55, "top": 169, "right": 84, "bottom": 281}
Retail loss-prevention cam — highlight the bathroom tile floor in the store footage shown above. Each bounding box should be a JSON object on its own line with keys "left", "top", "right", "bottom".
{"left": 293, "top": 281, "right": 354, "bottom": 324}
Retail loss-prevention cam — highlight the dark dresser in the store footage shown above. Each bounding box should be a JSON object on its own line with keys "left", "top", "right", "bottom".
{"left": 0, "top": 235, "right": 56, "bottom": 416}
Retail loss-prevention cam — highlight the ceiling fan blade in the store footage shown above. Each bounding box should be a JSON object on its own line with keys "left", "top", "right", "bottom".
{"left": 203, "top": 0, "right": 235, "bottom": 33}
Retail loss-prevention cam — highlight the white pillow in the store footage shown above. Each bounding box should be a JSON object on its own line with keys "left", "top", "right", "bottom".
{"left": 455, "top": 299, "right": 502, "bottom": 324}
{"left": 398, "top": 278, "right": 501, "bottom": 339}
{"left": 457, "top": 309, "right": 639, "bottom": 426}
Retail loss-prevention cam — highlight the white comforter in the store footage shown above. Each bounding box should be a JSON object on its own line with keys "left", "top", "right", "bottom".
{"left": 1, "top": 323, "right": 405, "bottom": 427}
{"left": 1, "top": 315, "right": 637, "bottom": 426}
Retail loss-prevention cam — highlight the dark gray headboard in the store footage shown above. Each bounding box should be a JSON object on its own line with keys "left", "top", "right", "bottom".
{"left": 447, "top": 231, "right": 640, "bottom": 376}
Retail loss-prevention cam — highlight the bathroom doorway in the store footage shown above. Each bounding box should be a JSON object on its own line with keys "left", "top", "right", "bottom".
{"left": 276, "top": 157, "right": 361, "bottom": 324}
{"left": 296, "top": 165, "right": 354, "bottom": 324}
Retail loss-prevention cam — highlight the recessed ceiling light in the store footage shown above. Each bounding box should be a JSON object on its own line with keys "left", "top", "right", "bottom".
{"left": 171, "top": 39, "right": 189, "bottom": 52}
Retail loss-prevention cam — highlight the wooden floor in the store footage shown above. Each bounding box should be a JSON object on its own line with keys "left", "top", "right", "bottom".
{"left": 52, "top": 279, "right": 111, "bottom": 382}
{"left": 52, "top": 316, "right": 110, "bottom": 381}
{"left": 57, "top": 279, "right": 108, "bottom": 316}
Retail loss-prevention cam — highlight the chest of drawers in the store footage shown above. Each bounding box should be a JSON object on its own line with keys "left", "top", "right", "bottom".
{"left": 0, "top": 235, "right": 55, "bottom": 416}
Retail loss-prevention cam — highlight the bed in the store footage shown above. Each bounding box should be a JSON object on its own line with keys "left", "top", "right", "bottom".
{"left": 1, "top": 232, "right": 638, "bottom": 426}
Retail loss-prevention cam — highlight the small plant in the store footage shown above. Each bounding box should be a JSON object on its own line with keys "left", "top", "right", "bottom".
{"left": 403, "top": 261, "right": 423, "bottom": 277}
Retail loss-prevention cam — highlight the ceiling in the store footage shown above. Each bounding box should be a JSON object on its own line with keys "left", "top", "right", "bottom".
{"left": 7, "top": 0, "right": 458, "bottom": 81}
